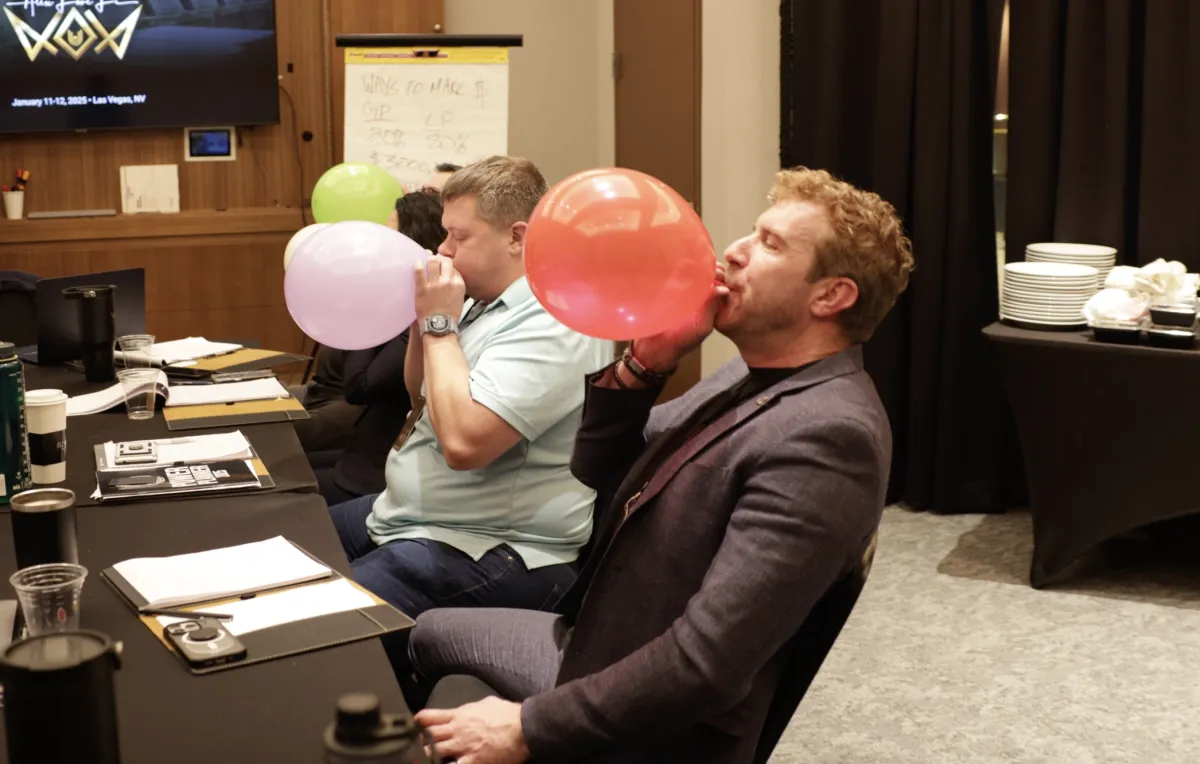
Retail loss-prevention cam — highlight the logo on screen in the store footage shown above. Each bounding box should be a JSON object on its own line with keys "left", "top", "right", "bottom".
{"left": 3, "top": 1, "right": 143, "bottom": 62}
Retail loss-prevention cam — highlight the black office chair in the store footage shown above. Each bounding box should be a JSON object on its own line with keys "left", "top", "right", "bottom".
{"left": 424, "top": 532, "right": 878, "bottom": 762}
{"left": 0, "top": 271, "right": 39, "bottom": 347}
{"left": 751, "top": 532, "right": 876, "bottom": 763}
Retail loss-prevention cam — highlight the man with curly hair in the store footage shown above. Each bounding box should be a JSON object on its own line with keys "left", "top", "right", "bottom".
{"left": 410, "top": 167, "right": 915, "bottom": 764}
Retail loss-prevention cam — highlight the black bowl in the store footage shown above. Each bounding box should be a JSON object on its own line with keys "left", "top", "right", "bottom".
{"left": 1090, "top": 322, "right": 1142, "bottom": 345}
{"left": 1149, "top": 305, "right": 1196, "bottom": 328}
{"left": 1145, "top": 327, "right": 1196, "bottom": 349}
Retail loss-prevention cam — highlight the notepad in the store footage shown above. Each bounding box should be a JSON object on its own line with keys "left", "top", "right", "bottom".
{"left": 163, "top": 378, "right": 289, "bottom": 407}
{"left": 66, "top": 375, "right": 289, "bottom": 416}
{"left": 111, "top": 536, "right": 334, "bottom": 609}
{"left": 67, "top": 370, "right": 170, "bottom": 416}
{"left": 155, "top": 579, "right": 377, "bottom": 636}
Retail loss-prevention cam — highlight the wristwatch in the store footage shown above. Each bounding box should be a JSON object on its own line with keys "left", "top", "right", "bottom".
{"left": 421, "top": 313, "right": 459, "bottom": 337}
{"left": 622, "top": 344, "right": 676, "bottom": 384}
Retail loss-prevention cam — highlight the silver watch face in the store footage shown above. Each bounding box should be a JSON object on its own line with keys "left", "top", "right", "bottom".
{"left": 426, "top": 314, "right": 453, "bottom": 335}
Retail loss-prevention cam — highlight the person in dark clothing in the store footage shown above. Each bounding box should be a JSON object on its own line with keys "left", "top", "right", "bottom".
{"left": 291, "top": 344, "right": 362, "bottom": 458}
{"left": 313, "top": 190, "right": 448, "bottom": 504}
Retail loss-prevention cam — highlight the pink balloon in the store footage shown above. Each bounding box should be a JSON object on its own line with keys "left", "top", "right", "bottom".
{"left": 285, "top": 221, "right": 425, "bottom": 350}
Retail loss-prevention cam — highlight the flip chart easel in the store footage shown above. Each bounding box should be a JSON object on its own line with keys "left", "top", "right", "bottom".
{"left": 336, "top": 34, "right": 525, "bottom": 192}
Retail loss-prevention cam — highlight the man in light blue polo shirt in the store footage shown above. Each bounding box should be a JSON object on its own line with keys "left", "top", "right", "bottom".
{"left": 328, "top": 156, "right": 611, "bottom": 621}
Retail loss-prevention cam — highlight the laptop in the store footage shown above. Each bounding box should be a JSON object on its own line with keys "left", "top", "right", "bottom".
{"left": 18, "top": 269, "right": 147, "bottom": 364}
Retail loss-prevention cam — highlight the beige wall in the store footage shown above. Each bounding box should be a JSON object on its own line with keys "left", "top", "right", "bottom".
{"left": 448, "top": 0, "right": 778, "bottom": 378}
{"left": 445, "top": 0, "right": 615, "bottom": 185}
{"left": 699, "top": 0, "right": 780, "bottom": 375}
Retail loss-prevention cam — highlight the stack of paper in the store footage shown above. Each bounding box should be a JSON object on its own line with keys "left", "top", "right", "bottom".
{"left": 67, "top": 370, "right": 170, "bottom": 416}
{"left": 164, "top": 378, "right": 289, "bottom": 407}
{"left": 113, "top": 536, "right": 333, "bottom": 609}
{"left": 101, "top": 431, "right": 254, "bottom": 469}
{"left": 67, "top": 376, "right": 289, "bottom": 417}
{"left": 115, "top": 337, "right": 242, "bottom": 367}
{"left": 155, "top": 579, "right": 376, "bottom": 636}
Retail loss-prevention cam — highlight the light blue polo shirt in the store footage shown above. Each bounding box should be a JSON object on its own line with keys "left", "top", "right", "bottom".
{"left": 366, "top": 276, "right": 613, "bottom": 569}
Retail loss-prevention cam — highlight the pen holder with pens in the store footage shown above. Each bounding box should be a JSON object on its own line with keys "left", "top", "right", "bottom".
{"left": 2, "top": 190, "right": 23, "bottom": 220}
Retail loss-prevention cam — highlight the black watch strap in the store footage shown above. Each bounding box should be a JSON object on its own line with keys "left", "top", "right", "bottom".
{"left": 622, "top": 345, "right": 675, "bottom": 384}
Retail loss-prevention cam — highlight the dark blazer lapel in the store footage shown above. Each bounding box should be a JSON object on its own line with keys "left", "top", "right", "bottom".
{"left": 602, "top": 381, "right": 732, "bottom": 518}
{"left": 622, "top": 346, "right": 865, "bottom": 518}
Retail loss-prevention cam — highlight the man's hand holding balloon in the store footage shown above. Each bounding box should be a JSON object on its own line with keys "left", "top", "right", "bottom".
{"left": 629, "top": 261, "right": 729, "bottom": 375}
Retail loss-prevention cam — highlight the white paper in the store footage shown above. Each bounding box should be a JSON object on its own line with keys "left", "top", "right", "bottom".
{"left": 155, "top": 579, "right": 376, "bottom": 637}
{"left": 343, "top": 56, "right": 509, "bottom": 191}
{"left": 120, "top": 164, "right": 180, "bottom": 214}
{"left": 115, "top": 337, "right": 242, "bottom": 367}
{"left": 66, "top": 384, "right": 126, "bottom": 417}
{"left": 115, "top": 536, "right": 332, "bottom": 609}
{"left": 164, "top": 378, "right": 289, "bottom": 407}
{"left": 102, "top": 431, "right": 253, "bottom": 469}
{"left": 66, "top": 370, "right": 170, "bottom": 417}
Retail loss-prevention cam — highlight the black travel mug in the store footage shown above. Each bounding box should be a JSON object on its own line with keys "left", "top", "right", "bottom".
{"left": 324, "top": 693, "right": 433, "bottom": 763}
{"left": 0, "top": 630, "right": 123, "bottom": 764}
{"left": 63, "top": 284, "right": 116, "bottom": 383}
{"left": 9, "top": 487, "right": 78, "bottom": 570}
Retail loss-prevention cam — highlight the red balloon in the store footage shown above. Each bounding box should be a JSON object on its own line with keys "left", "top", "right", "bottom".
{"left": 524, "top": 168, "right": 716, "bottom": 340}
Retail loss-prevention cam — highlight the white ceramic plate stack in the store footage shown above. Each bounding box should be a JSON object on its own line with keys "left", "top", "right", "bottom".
{"left": 1001, "top": 261, "right": 1099, "bottom": 328}
{"left": 1025, "top": 242, "right": 1118, "bottom": 287}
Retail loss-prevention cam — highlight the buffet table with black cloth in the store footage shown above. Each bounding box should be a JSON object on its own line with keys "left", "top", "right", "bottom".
{"left": 0, "top": 492, "right": 410, "bottom": 763}
{"left": 984, "top": 322, "right": 1200, "bottom": 586}
{"left": 22, "top": 364, "right": 318, "bottom": 505}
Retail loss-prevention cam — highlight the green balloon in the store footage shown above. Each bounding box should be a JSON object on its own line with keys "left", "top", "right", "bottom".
{"left": 311, "top": 163, "right": 404, "bottom": 225}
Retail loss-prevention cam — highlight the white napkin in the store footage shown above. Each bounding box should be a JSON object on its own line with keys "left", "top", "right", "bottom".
{"left": 1133, "top": 259, "right": 1197, "bottom": 302}
{"left": 1104, "top": 266, "right": 1140, "bottom": 291}
{"left": 1083, "top": 288, "right": 1149, "bottom": 324}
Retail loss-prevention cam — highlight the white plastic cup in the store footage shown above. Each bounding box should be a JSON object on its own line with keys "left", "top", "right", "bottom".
{"left": 117, "top": 334, "right": 156, "bottom": 368}
{"left": 24, "top": 390, "right": 68, "bottom": 485}
{"left": 10, "top": 563, "right": 87, "bottom": 636}
{"left": 116, "top": 369, "right": 159, "bottom": 420}
{"left": 3, "top": 190, "right": 24, "bottom": 220}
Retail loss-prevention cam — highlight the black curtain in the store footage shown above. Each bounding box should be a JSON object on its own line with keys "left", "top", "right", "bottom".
{"left": 781, "top": 0, "right": 1017, "bottom": 513}
{"left": 1007, "top": 0, "right": 1200, "bottom": 269}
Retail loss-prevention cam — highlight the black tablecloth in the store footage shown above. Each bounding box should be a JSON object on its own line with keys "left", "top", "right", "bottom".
{"left": 21, "top": 364, "right": 318, "bottom": 506}
{"left": 1, "top": 364, "right": 408, "bottom": 762}
{"left": 984, "top": 322, "right": 1200, "bottom": 586}
{"left": 0, "top": 493, "right": 410, "bottom": 763}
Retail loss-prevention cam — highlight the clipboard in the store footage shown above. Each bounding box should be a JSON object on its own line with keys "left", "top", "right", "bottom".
{"left": 163, "top": 397, "right": 310, "bottom": 431}
{"left": 166, "top": 349, "right": 311, "bottom": 379}
{"left": 101, "top": 543, "right": 414, "bottom": 675}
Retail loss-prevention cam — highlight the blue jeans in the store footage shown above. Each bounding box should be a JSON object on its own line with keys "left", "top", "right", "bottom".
{"left": 328, "top": 494, "right": 578, "bottom": 618}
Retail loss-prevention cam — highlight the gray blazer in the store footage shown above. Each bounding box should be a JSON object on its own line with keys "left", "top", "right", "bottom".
{"left": 521, "top": 346, "right": 891, "bottom": 764}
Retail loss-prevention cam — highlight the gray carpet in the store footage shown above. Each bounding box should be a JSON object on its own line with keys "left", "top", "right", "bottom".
{"left": 772, "top": 507, "right": 1200, "bottom": 763}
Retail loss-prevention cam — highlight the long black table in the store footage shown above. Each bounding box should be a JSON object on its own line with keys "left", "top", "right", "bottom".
{"left": 984, "top": 322, "right": 1200, "bottom": 586}
{"left": 0, "top": 365, "right": 410, "bottom": 762}
{"left": 21, "top": 365, "right": 317, "bottom": 506}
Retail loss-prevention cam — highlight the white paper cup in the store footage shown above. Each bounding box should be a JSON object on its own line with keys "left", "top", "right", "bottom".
{"left": 3, "top": 190, "right": 24, "bottom": 220}
{"left": 24, "top": 389, "right": 68, "bottom": 484}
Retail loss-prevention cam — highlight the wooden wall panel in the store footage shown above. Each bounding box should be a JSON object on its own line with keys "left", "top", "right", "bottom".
{"left": 328, "top": 0, "right": 445, "bottom": 164}
{"left": 1, "top": 231, "right": 303, "bottom": 353}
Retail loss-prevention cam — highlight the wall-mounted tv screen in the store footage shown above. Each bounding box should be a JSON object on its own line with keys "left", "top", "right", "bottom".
{"left": 0, "top": 0, "right": 279, "bottom": 134}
